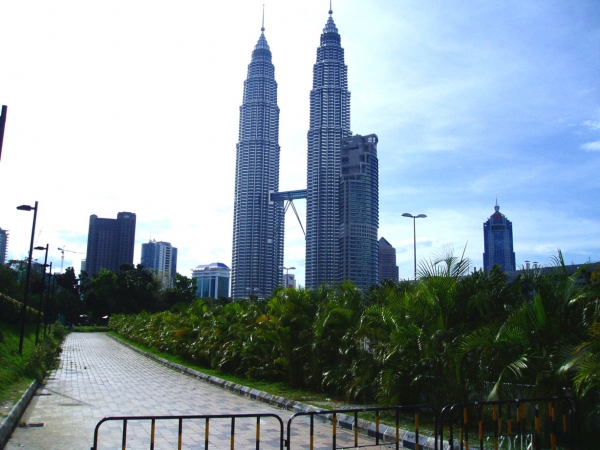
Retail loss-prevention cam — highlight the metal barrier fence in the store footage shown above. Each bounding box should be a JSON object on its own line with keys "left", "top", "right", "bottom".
{"left": 285, "top": 405, "right": 437, "bottom": 450}
{"left": 90, "top": 397, "right": 578, "bottom": 449}
{"left": 90, "top": 413, "right": 284, "bottom": 450}
{"left": 438, "top": 397, "right": 576, "bottom": 450}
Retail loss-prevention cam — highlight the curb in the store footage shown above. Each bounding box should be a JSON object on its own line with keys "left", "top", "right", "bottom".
{"left": 109, "top": 334, "right": 439, "bottom": 450}
{"left": 0, "top": 379, "right": 39, "bottom": 450}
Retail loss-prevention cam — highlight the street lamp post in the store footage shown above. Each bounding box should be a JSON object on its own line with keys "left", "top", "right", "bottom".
{"left": 280, "top": 266, "right": 296, "bottom": 288}
{"left": 34, "top": 244, "right": 49, "bottom": 345}
{"left": 402, "top": 213, "right": 427, "bottom": 281}
{"left": 246, "top": 287, "right": 259, "bottom": 301}
{"left": 16, "top": 201, "right": 39, "bottom": 355}
{"left": 42, "top": 262, "right": 53, "bottom": 340}
{"left": 44, "top": 267, "right": 56, "bottom": 340}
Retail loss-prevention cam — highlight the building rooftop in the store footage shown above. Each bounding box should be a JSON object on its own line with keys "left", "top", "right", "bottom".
{"left": 193, "top": 262, "right": 230, "bottom": 271}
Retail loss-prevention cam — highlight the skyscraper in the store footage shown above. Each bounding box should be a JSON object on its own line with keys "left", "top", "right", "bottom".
{"left": 231, "top": 21, "right": 284, "bottom": 299}
{"left": 85, "top": 212, "right": 136, "bottom": 277}
{"left": 0, "top": 228, "right": 8, "bottom": 264}
{"left": 141, "top": 239, "right": 177, "bottom": 287}
{"left": 338, "top": 134, "right": 379, "bottom": 289}
{"left": 379, "top": 237, "right": 399, "bottom": 282}
{"left": 483, "top": 202, "right": 516, "bottom": 271}
{"left": 306, "top": 8, "right": 351, "bottom": 289}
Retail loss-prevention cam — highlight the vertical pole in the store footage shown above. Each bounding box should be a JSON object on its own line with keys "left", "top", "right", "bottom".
{"left": 0, "top": 105, "right": 7, "bottom": 164}
{"left": 413, "top": 217, "right": 417, "bottom": 280}
{"left": 44, "top": 270, "right": 55, "bottom": 339}
{"left": 18, "top": 201, "right": 38, "bottom": 355}
{"left": 35, "top": 244, "right": 49, "bottom": 344}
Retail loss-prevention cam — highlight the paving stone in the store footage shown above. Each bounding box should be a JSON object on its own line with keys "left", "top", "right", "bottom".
{"left": 5, "top": 333, "right": 399, "bottom": 449}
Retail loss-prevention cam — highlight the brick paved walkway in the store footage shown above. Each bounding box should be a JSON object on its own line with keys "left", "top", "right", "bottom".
{"left": 6, "top": 333, "right": 391, "bottom": 450}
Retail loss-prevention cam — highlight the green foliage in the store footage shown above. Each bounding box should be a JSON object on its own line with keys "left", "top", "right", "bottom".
{"left": 108, "top": 251, "right": 599, "bottom": 438}
{"left": 0, "top": 292, "right": 43, "bottom": 324}
{"left": 0, "top": 262, "right": 22, "bottom": 299}
{"left": 0, "top": 320, "right": 66, "bottom": 402}
{"left": 24, "top": 332, "right": 63, "bottom": 382}
{"left": 73, "top": 325, "right": 111, "bottom": 332}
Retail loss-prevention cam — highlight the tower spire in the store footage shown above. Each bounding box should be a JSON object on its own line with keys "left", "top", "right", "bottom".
{"left": 261, "top": 4, "right": 265, "bottom": 32}
{"left": 329, "top": 0, "right": 333, "bottom": 15}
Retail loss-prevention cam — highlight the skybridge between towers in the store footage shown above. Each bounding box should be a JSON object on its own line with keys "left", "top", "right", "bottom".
{"left": 271, "top": 189, "right": 307, "bottom": 237}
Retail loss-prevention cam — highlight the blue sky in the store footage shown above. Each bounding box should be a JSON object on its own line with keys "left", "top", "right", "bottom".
{"left": 1, "top": 0, "right": 599, "bottom": 286}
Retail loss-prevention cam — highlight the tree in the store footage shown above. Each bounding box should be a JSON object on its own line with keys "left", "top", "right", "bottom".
{"left": 159, "top": 273, "right": 198, "bottom": 310}
{"left": 85, "top": 268, "right": 119, "bottom": 322}
{"left": 53, "top": 267, "right": 86, "bottom": 325}
{"left": 0, "top": 262, "right": 21, "bottom": 299}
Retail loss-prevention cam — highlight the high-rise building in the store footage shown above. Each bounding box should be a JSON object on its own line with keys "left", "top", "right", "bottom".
{"left": 483, "top": 202, "right": 516, "bottom": 271}
{"left": 85, "top": 212, "right": 136, "bottom": 277}
{"left": 192, "top": 262, "right": 231, "bottom": 299}
{"left": 306, "top": 8, "right": 352, "bottom": 289}
{"left": 282, "top": 273, "right": 297, "bottom": 289}
{"left": 338, "top": 134, "right": 379, "bottom": 289}
{"left": 0, "top": 228, "right": 8, "bottom": 264}
{"left": 231, "top": 22, "right": 284, "bottom": 300}
{"left": 141, "top": 240, "right": 178, "bottom": 287}
{"left": 378, "top": 237, "right": 399, "bottom": 282}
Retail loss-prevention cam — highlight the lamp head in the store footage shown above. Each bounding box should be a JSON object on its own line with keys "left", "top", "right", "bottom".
{"left": 416, "top": 214, "right": 427, "bottom": 219}
{"left": 34, "top": 246, "right": 45, "bottom": 251}
{"left": 401, "top": 213, "right": 413, "bottom": 218}
{"left": 17, "top": 205, "right": 35, "bottom": 211}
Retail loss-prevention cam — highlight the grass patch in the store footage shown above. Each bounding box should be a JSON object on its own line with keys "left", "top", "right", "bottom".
{"left": 0, "top": 322, "right": 37, "bottom": 408}
{"left": 74, "top": 325, "right": 110, "bottom": 333}
{"left": 0, "top": 320, "right": 65, "bottom": 413}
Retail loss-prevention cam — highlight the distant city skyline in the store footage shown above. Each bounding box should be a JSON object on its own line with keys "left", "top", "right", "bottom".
{"left": 1, "top": 1, "right": 598, "bottom": 285}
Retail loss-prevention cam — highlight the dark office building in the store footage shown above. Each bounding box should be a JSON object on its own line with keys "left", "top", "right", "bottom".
{"left": 378, "top": 237, "right": 399, "bottom": 282}
{"left": 483, "top": 202, "right": 516, "bottom": 271}
{"left": 338, "top": 134, "right": 379, "bottom": 289}
{"left": 85, "top": 212, "right": 136, "bottom": 277}
{"left": 0, "top": 228, "right": 8, "bottom": 264}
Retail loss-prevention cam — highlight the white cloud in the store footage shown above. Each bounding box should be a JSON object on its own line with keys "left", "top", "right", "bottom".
{"left": 581, "top": 141, "right": 600, "bottom": 152}
{"left": 583, "top": 119, "right": 600, "bottom": 130}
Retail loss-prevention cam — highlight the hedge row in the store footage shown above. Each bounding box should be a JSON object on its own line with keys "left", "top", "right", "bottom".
{"left": 0, "top": 293, "right": 43, "bottom": 324}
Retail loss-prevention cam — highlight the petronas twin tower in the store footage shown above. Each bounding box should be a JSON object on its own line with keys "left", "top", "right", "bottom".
{"left": 231, "top": 8, "right": 378, "bottom": 299}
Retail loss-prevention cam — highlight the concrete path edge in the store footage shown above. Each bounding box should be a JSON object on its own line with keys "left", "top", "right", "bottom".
{"left": 108, "top": 334, "right": 439, "bottom": 450}
{"left": 0, "top": 379, "right": 39, "bottom": 450}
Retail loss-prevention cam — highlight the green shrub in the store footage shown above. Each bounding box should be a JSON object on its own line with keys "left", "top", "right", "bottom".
{"left": 24, "top": 337, "right": 62, "bottom": 382}
{"left": 51, "top": 321, "right": 68, "bottom": 340}
{"left": 0, "top": 292, "right": 43, "bottom": 324}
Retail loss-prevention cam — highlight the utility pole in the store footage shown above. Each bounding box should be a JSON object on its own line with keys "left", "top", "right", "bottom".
{"left": 0, "top": 105, "right": 7, "bottom": 164}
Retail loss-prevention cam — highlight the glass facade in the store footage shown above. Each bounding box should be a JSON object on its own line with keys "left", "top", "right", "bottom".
{"left": 192, "top": 262, "right": 231, "bottom": 299}
{"left": 0, "top": 228, "right": 7, "bottom": 264}
{"left": 338, "top": 134, "right": 379, "bottom": 289}
{"left": 231, "top": 26, "right": 284, "bottom": 300}
{"left": 85, "top": 212, "right": 136, "bottom": 277}
{"left": 140, "top": 240, "right": 177, "bottom": 288}
{"left": 483, "top": 203, "right": 516, "bottom": 271}
{"left": 306, "top": 11, "right": 352, "bottom": 289}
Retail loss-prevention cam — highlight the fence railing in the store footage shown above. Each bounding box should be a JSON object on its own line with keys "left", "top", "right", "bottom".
{"left": 286, "top": 404, "right": 436, "bottom": 450}
{"left": 90, "top": 412, "right": 284, "bottom": 450}
{"left": 438, "top": 396, "right": 576, "bottom": 450}
{"left": 90, "top": 397, "right": 577, "bottom": 450}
